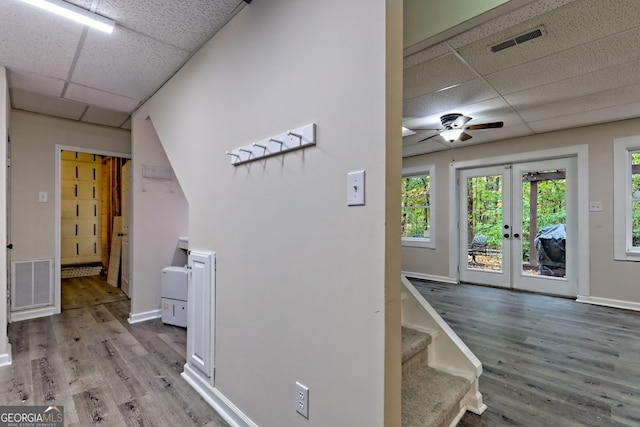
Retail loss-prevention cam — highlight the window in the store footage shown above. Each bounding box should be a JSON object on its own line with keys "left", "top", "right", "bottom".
{"left": 613, "top": 136, "right": 640, "bottom": 261}
{"left": 402, "top": 165, "right": 435, "bottom": 248}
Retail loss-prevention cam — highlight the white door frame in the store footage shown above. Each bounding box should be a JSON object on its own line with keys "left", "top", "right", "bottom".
{"left": 53, "top": 145, "right": 131, "bottom": 315}
{"left": 449, "top": 144, "right": 590, "bottom": 298}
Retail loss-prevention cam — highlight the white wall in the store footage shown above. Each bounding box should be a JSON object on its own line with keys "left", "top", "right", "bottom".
{"left": 130, "top": 117, "right": 188, "bottom": 317}
{"left": 402, "top": 118, "right": 640, "bottom": 303}
{"left": 0, "top": 67, "right": 10, "bottom": 362}
{"left": 139, "top": 0, "right": 402, "bottom": 425}
{"left": 10, "top": 111, "right": 130, "bottom": 262}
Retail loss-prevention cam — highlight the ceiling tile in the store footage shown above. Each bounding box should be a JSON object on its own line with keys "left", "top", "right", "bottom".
{"left": 95, "top": 0, "right": 244, "bottom": 51}
{"left": 404, "top": 43, "right": 450, "bottom": 69}
{"left": 487, "top": 27, "right": 640, "bottom": 95}
{"left": 448, "top": 0, "right": 577, "bottom": 49}
{"left": 81, "top": 106, "right": 130, "bottom": 128}
{"left": 505, "top": 59, "right": 640, "bottom": 109}
{"left": 65, "top": 84, "right": 140, "bottom": 113}
{"left": 71, "top": 26, "right": 190, "bottom": 100}
{"left": 404, "top": 53, "right": 477, "bottom": 100}
{"left": 403, "top": 79, "right": 499, "bottom": 119}
{"left": 0, "top": 1, "right": 84, "bottom": 80}
{"left": 519, "top": 84, "right": 640, "bottom": 123}
{"left": 458, "top": 0, "right": 640, "bottom": 76}
{"left": 529, "top": 101, "right": 640, "bottom": 133}
{"left": 11, "top": 89, "right": 86, "bottom": 120}
{"left": 8, "top": 70, "right": 65, "bottom": 97}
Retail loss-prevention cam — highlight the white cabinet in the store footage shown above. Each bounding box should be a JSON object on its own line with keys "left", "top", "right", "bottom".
{"left": 187, "top": 251, "right": 216, "bottom": 382}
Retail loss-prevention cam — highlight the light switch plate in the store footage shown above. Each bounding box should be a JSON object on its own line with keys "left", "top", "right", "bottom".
{"left": 347, "top": 170, "right": 365, "bottom": 206}
{"left": 39, "top": 192, "right": 48, "bottom": 203}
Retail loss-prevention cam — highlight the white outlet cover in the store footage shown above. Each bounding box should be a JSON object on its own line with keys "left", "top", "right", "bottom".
{"left": 589, "top": 201, "right": 603, "bottom": 211}
{"left": 296, "top": 382, "right": 309, "bottom": 419}
{"left": 39, "top": 191, "right": 48, "bottom": 203}
{"left": 347, "top": 170, "right": 365, "bottom": 206}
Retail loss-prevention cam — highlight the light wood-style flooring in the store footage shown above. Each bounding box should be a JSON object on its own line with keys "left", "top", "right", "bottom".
{"left": 411, "top": 279, "right": 640, "bottom": 427}
{"left": 62, "top": 275, "right": 128, "bottom": 310}
{"left": 1, "top": 298, "right": 230, "bottom": 426}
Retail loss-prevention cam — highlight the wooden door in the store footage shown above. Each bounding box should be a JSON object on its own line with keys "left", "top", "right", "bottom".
{"left": 60, "top": 151, "right": 101, "bottom": 266}
{"left": 120, "top": 161, "right": 130, "bottom": 296}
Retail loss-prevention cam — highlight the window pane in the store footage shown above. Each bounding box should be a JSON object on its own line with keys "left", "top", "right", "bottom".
{"left": 631, "top": 152, "right": 640, "bottom": 248}
{"left": 402, "top": 175, "right": 430, "bottom": 238}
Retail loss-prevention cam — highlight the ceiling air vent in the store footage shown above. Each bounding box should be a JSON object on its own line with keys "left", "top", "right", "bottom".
{"left": 488, "top": 26, "right": 546, "bottom": 53}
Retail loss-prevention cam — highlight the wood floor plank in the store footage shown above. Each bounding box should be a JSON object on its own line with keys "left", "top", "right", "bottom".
{"left": 412, "top": 280, "right": 640, "bottom": 427}
{"left": 88, "top": 339, "right": 147, "bottom": 406}
{"left": 73, "top": 385, "right": 127, "bottom": 426}
{"left": 2, "top": 298, "right": 229, "bottom": 426}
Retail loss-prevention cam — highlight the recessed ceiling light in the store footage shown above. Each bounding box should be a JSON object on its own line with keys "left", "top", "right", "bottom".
{"left": 19, "top": 0, "right": 115, "bottom": 34}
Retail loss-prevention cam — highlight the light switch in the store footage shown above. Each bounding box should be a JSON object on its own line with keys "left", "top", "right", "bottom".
{"left": 347, "top": 170, "right": 365, "bottom": 206}
{"left": 39, "top": 192, "right": 48, "bottom": 203}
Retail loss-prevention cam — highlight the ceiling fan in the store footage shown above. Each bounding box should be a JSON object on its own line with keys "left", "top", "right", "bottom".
{"left": 410, "top": 113, "right": 504, "bottom": 143}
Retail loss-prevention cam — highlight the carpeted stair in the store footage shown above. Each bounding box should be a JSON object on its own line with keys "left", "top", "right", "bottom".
{"left": 401, "top": 327, "right": 470, "bottom": 427}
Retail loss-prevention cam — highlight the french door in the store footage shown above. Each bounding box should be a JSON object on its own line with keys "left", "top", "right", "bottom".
{"left": 459, "top": 157, "right": 577, "bottom": 297}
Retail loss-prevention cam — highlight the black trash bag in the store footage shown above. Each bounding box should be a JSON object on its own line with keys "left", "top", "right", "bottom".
{"left": 534, "top": 224, "right": 566, "bottom": 276}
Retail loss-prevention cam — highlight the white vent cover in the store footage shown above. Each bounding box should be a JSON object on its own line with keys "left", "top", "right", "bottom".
{"left": 489, "top": 26, "right": 546, "bottom": 53}
{"left": 12, "top": 259, "right": 53, "bottom": 311}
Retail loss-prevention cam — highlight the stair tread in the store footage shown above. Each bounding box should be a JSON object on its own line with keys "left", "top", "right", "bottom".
{"left": 402, "top": 327, "right": 432, "bottom": 364}
{"left": 402, "top": 366, "right": 470, "bottom": 427}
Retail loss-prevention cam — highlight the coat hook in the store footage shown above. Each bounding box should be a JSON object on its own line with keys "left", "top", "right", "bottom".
{"left": 225, "top": 151, "right": 240, "bottom": 159}
{"left": 287, "top": 131, "right": 303, "bottom": 142}
{"left": 253, "top": 142, "right": 267, "bottom": 151}
{"left": 269, "top": 138, "right": 283, "bottom": 145}
{"left": 239, "top": 148, "right": 253, "bottom": 155}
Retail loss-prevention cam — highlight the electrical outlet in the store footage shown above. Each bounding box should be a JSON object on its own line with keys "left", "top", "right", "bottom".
{"left": 296, "top": 381, "right": 309, "bottom": 419}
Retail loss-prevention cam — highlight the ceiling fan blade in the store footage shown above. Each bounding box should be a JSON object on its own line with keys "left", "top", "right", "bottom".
{"left": 459, "top": 132, "right": 472, "bottom": 141}
{"left": 452, "top": 115, "right": 472, "bottom": 128}
{"left": 417, "top": 133, "right": 441, "bottom": 143}
{"left": 464, "top": 121, "right": 504, "bottom": 130}
{"left": 409, "top": 127, "right": 443, "bottom": 131}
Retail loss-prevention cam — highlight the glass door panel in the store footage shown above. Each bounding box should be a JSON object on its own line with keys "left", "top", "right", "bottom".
{"left": 512, "top": 158, "right": 577, "bottom": 297}
{"left": 459, "top": 166, "right": 511, "bottom": 288}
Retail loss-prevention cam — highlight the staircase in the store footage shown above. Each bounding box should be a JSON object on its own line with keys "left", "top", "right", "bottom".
{"left": 401, "top": 276, "right": 486, "bottom": 427}
{"left": 401, "top": 327, "right": 470, "bottom": 427}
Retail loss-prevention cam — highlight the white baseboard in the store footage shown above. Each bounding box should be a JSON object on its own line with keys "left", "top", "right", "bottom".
{"left": 576, "top": 295, "right": 640, "bottom": 312}
{"left": 182, "top": 364, "right": 258, "bottom": 427}
{"left": 402, "top": 271, "right": 458, "bottom": 284}
{"left": 11, "top": 306, "right": 58, "bottom": 322}
{"left": 128, "top": 309, "right": 162, "bottom": 324}
{"left": 0, "top": 345, "right": 12, "bottom": 367}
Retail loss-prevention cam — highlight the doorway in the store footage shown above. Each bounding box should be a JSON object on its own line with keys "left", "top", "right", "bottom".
{"left": 55, "top": 145, "right": 131, "bottom": 314}
{"left": 459, "top": 157, "right": 578, "bottom": 297}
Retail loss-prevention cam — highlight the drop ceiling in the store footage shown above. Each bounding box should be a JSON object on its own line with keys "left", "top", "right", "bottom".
{"left": 1, "top": 0, "right": 638, "bottom": 144}
{"left": 0, "top": 0, "right": 247, "bottom": 130}
{"left": 402, "top": 0, "right": 640, "bottom": 157}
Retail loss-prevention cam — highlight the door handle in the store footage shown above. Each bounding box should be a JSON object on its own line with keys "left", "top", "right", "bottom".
{"left": 513, "top": 233, "right": 520, "bottom": 238}
{"left": 504, "top": 233, "right": 510, "bottom": 238}
{"left": 6, "top": 243, "right": 12, "bottom": 250}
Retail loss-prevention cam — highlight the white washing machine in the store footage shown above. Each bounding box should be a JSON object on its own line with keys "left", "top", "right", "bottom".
{"left": 161, "top": 266, "right": 188, "bottom": 327}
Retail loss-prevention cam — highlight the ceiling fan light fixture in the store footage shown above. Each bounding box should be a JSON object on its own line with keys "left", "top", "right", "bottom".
{"left": 19, "top": 0, "right": 115, "bottom": 34}
{"left": 402, "top": 127, "right": 416, "bottom": 137}
{"left": 440, "top": 128, "right": 463, "bottom": 142}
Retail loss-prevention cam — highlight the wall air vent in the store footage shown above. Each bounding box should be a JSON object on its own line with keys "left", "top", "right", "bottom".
{"left": 488, "top": 26, "right": 546, "bottom": 53}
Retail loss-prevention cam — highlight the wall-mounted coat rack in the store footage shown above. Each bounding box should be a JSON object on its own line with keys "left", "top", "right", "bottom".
{"left": 226, "top": 123, "right": 316, "bottom": 166}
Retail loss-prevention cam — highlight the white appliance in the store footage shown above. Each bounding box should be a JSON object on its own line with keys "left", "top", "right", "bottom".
{"left": 161, "top": 266, "right": 188, "bottom": 327}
